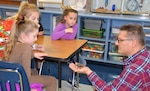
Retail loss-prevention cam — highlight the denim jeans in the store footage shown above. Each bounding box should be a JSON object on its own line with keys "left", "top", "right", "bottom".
{"left": 67, "top": 54, "right": 86, "bottom": 80}
{"left": 68, "top": 54, "right": 87, "bottom": 65}
{"left": 45, "top": 54, "right": 86, "bottom": 80}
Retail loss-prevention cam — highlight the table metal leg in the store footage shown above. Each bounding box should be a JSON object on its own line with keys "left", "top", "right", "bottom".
{"left": 39, "top": 60, "right": 45, "bottom": 75}
{"left": 76, "top": 53, "right": 80, "bottom": 90}
{"left": 72, "top": 71, "right": 75, "bottom": 91}
{"left": 58, "top": 61, "right": 62, "bottom": 91}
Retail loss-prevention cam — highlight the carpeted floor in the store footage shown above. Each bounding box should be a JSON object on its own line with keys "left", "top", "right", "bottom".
{"left": 41, "top": 60, "right": 123, "bottom": 86}
{"left": 56, "top": 80, "right": 95, "bottom": 91}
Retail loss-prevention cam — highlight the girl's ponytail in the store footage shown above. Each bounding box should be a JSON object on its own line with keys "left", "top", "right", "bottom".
{"left": 2, "top": 15, "right": 23, "bottom": 61}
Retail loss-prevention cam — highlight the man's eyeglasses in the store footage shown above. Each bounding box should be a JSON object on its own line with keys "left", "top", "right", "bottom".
{"left": 116, "top": 38, "right": 131, "bottom": 43}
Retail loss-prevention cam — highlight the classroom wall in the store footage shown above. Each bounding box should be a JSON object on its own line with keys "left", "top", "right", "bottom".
{"left": 39, "top": 0, "right": 150, "bottom": 14}
{"left": 92, "top": 0, "right": 150, "bottom": 13}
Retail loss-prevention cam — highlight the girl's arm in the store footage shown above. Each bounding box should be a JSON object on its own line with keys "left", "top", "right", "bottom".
{"left": 63, "top": 23, "right": 78, "bottom": 40}
{"left": 51, "top": 23, "right": 66, "bottom": 40}
{"left": 38, "top": 23, "right": 44, "bottom": 35}
{"left": 38, "top": 31, "right": 44, "bottom": 36}
{"left": 68, "top": 23, "right": 78, "bottom": 39}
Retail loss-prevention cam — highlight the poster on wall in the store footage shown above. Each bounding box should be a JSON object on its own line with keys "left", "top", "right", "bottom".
{"left": 38, "top": 0, "right": 62, "bottom": 3}
{"left": 91, "top": 0, "right": 122, "bottom": 14}
{"left": 122, "top": 0, "right": 149, "bottom": 15}
{"left": 91, "top": 0, "right": 150, "bottom": 15}
{"left": 38, "top": 0, "right": 62, "bottom": 8}
{"left": 63, "top": 0, "right": 87, "bottom": 11}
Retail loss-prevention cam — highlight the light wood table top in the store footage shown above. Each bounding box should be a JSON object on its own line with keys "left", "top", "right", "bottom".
{"left": 36, "top": 35, "right": 87, "bottom": 61}
{"left": 35, "top": 35, "right": 87, "bottom": 91}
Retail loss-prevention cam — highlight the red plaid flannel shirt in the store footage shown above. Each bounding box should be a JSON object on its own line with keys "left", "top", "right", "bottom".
{"left": 88, "top": 47, "right": 150, "bottom": 91}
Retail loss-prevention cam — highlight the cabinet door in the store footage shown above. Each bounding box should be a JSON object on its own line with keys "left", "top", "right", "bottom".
{"left": 40, "top": 13, "right": 62, "bottom": 35}
{"left": 40, "top": 13, "right": 51, "bottom": 35}
{"left": 1, "top": 9, "right": 17, "bottom": 19}
{"left": 143, "top": 22, "right": 150, "bottom": 49}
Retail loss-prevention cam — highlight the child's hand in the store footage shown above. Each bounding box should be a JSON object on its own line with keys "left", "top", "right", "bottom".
{"left": 36, "top": 44, "right": 45, "bottom": 51}
{"left": 32, "top": 44, "right": 45, "bottom": 51}
{"left": 34, "top": 52, "right": 48, "bottom": 60}
{"left": 65, "top": 28, "right": 73, "bottom": 33}
{"left": 31, "top": 89, "right": 37, "bottom": 91}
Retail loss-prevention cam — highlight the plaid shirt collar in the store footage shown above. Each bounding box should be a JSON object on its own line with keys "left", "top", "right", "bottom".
{"left": 123, "top": 47, "right": 147, "bottom": 66}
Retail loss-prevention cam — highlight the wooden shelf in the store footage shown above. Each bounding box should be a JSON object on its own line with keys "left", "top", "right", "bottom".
{"left": 0, "top": 1, "right": 21, "bottom": 6}
{"left": 92, "top": 9, "right": 121, "bottom": 14}
{"left": 0, "top": 0, "right": 37, "bottom": 6}
{"left": 122, "top": 11, "right": 148, "bottom": 15}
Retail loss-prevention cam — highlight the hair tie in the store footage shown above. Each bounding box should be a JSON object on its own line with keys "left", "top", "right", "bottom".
{"left": 16, "top": 14, "right": 25, "bottom": 25}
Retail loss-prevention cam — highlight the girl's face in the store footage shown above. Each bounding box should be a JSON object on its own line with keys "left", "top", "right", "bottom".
{"left": 26, "top": 11, "right": 40, "bottom": 27}
{"left": 64, "top": 12, "right": 77, "bottom": 27}
{"left": 23, "top": 28, "right": 39, "bottom": 45}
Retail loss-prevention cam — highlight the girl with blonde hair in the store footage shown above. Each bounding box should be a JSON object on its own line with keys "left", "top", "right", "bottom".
{"left": 3, "top": 11, "right": 56, "bottom": 90}
{"left": 7, "top": 1, "right": 44, "bottom": 35}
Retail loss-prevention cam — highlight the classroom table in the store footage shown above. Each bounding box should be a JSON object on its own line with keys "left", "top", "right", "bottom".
{"left": 35, "top": 35, "right": 87, "bottom": 91}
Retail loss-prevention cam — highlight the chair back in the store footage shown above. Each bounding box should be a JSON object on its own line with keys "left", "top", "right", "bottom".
{"left": 0, "top": 61, "right": 31, "bottom": 91}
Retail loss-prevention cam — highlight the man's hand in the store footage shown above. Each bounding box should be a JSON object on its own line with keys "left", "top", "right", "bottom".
{"left": 69, "top": 63, "right": 93, "bottom": 75}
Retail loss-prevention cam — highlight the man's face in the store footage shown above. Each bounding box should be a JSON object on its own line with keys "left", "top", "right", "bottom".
{"left": 115, "top": 30, "right": 133, "bottom": 56}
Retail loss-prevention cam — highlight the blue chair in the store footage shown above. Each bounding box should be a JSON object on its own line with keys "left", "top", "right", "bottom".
{"left": 0, "top": 61, "right": 31, "bottom": 91}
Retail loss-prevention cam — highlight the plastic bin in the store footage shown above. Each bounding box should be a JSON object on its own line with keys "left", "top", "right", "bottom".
{"left": 147, "top": 46, "right": 150, "bottom": 51}
{"left": 112, "top": 27, "right": 120, "bottom": 37}
{"left": 82, "top": 49, "right": 104, "bottom": 59}
{"left": 109, "top": 52, "right": 124, "bottom": 62}
{"left": 82, "top": 28, "right": 104, "bottom": 38}
{"left": 83, "top": 41, "right": 105, "bottom": 51}
{"left": 83, "top": 19, "right": 103, "bottom": 30}
{"left": 110, "top": 44, "right": 118, "bottom": 53}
